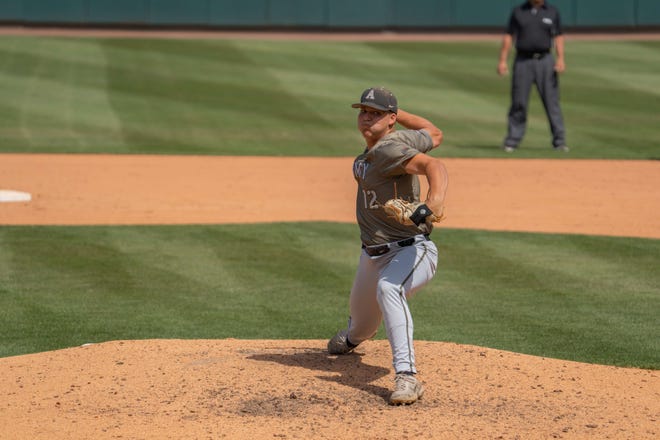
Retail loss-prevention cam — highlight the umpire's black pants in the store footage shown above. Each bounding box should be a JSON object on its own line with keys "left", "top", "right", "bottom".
{"left": 504, "top": 52, "right": 566, "bottom": 148}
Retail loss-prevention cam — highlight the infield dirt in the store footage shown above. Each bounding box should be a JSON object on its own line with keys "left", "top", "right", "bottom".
{"left": 0, "top": 154, "right": 659, "bottom": 439}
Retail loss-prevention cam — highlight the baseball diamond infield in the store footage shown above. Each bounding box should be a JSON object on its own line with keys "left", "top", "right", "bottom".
{"left": 0, "top": 154, "right": 659, "bottom": 439}
{"left": 1, "top": 24, "right": 659, "bottom": 440}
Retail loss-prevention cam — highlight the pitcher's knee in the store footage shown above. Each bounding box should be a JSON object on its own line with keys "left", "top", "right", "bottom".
{"left": 376, "top": 280, "right": 403, "bottom": 307}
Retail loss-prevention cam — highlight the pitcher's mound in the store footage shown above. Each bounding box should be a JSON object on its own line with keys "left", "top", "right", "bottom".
{"left": 0, "top": 339, "right": 657, "bottom": 439}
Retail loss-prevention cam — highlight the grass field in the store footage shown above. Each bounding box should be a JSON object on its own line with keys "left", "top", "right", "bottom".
{"left": 1, "top": 224, "right": 658, "bottom": 369}
{"left": 1, "top": 36, "right": 658, "bottom": 369}
{"left": 0, "top": 37, "right": 659, "bottom": 158}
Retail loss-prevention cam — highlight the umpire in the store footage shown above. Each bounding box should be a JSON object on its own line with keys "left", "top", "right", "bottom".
{"left": 498, "top": 0, "right": 568, "bottom": 152}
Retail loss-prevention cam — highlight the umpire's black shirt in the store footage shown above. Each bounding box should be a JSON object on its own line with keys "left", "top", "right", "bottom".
{"left": 507, "top": 2, "right": 563, "bottom": 53}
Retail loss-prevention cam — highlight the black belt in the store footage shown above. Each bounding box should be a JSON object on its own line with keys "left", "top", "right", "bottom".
{"left": 362, "top": 235, "right": 429, "bottom": 257}
{"left": 517, "top": 50, "right": 550, "bottom": 59}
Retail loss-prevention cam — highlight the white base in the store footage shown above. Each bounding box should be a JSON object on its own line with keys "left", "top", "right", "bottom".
{"left": 0, "top": 190, "right": 32, "bottom": 202}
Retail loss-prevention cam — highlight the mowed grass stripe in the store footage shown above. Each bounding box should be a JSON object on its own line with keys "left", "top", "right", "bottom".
{"left": 1, "top": 224, "right": 657, "bottom": 369}
{"left": 0, "top": 37, "right": 659, "bottom": 157}
{"left": 0, "top": 37, "right": 123, "bottom": 150}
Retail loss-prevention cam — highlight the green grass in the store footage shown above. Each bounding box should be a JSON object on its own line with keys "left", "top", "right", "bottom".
{"left": 0, "top": 36, "right": 659, "bottom": 158}
{"left": 1, "top": 35, "right": 658, "bottom": 370}
{"left": 1, "top": 224, "right": 658, "bottom": 369}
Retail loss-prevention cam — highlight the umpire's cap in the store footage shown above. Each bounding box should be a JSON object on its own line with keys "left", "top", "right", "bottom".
{"left": 352, "top": 87, "right": 398, "bottom": 113}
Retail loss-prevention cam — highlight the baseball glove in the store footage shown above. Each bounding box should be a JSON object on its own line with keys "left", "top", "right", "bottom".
{"left": 382, "top": 199, "right": 444, "bottom": 226}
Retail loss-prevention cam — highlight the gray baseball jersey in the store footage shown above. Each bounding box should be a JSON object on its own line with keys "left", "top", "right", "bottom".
{"left": 353, "top": 129, "right": 434, "bottom": 246}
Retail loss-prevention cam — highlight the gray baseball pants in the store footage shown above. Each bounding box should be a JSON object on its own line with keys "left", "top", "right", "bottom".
{"left": 504, "top": 53, "right": 566, "bottom": 148}
{"left": 346, "top": 235, "right": 438, "bottom": 374}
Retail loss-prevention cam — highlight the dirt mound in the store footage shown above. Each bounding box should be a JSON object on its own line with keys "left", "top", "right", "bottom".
{"left": 0, "top": 339, "right": 657, "bottom": 439}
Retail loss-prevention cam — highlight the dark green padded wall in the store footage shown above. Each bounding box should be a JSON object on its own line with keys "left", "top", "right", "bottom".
{"left": 1, "top": 0, "right": 658, "bottom": 28}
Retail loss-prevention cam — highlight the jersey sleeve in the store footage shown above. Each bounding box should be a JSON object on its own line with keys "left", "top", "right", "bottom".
{"left": 506, "top": 10, "right": 518, "bottom": 36}
{"left": 397, "top": 129, "right": 434, "bottom": 153}
{"left": 554, "top": 7, "right": 563, "bottom": 36}
{"left": 370, "top": 130, "right": 432, "bottom": 177}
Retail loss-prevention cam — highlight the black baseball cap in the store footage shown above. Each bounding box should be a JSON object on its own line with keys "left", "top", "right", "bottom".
{"left": 351, "top": 87, "right": 398, "bottom": 113}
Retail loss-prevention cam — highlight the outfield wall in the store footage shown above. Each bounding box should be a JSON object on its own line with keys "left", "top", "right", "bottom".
{"left": 0, "top": 0, "right": 658, "bottom": 29}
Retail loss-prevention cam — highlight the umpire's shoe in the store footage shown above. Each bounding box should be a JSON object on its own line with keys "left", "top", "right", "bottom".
{"left": 327, "top": 329, "right": 357, "bottom": 355}
{"left": 389, "top": 373, "right": 424, "bottom": 405}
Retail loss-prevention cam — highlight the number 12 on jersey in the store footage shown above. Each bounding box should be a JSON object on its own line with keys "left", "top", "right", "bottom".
{"left": 362, "top": 189, "right": 379, "bottom": 209}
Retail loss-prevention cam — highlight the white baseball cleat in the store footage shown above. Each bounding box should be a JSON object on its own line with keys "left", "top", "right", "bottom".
{"left": 389, "top": 373, "right": 425, "bottom": 405}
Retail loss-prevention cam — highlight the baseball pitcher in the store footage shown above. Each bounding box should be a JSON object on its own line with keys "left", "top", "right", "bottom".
{"left": 328, "top": 87, "right": 448, "bottom": 405}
